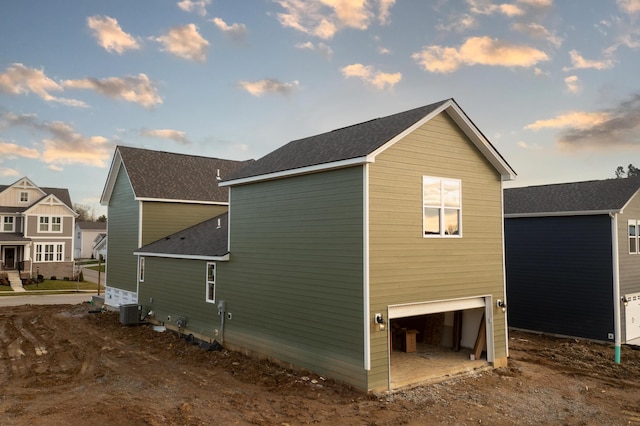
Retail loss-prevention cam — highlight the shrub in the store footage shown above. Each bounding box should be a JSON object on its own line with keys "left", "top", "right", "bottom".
{"left": 50, "top": 276, "right": 57, "bottom": 280}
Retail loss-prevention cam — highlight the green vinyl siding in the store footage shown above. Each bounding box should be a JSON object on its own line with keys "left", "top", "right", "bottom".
{"left": 367, "top": 112, "right": 507, "bottom": 389}
{"left": 218, "top": 166, "right": 367, "bottom": 389}
{"left": 106, "top": 167, "right": 140, "bottom": 293}
{"left": 139, "top": 257, "right": 218, "bottom": 337}
{"left": 141, "top": 202, "right": 227, "bottom": 245}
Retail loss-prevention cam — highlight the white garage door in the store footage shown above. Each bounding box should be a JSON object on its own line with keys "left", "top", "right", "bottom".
{"left": 388, "top": 296, "right": 486, "bottom": 319}
{"left": 625, "top": 292, "right": 640, "bottom": 342}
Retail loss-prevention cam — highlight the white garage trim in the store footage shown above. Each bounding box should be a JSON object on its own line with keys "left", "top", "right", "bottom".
{"left": 386, "top": 295, "right": 495, "bottom": 391}
{"left": 388, "top": 296, "right": 486, "bottom": 318}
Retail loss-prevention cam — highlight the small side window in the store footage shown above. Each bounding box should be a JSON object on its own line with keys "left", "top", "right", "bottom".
{"left": 206, "top": 263, "right": 216, "bottom": 303}
{"left": 629, "top": 220, "right": 638, "bottom": 254}
{"left": 139, "top": 257, "right": 145, "bottom": 282}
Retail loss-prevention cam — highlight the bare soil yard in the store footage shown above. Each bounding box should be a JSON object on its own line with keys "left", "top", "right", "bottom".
{"left": 1, "top": 303, "right": 639, "bottom": 425}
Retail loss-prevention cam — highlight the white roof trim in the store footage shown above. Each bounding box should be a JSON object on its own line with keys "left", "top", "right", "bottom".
{"left": 100, "top": 148, "right": 124, "bottom": 205}
{"left": 220, "top": 156, "right": 369, "bottom": 187}
{"left": 135, "top": 197, "right": 229, "bottom": 205}
{"left": 23, "top": 193, "right": 77, "bottom": 216}
{"left": 505, "top": 210, "right": 618, "bottom": 218}
{"left": 133, "top": 251, "right": 229, "bottom": 261}
{"left": 222, "top": 100, "right": 516, "bottom": 187}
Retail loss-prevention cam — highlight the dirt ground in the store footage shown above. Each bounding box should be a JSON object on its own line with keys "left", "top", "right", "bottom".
{"left": 1, "top": 303, "right": 640, "bottom": 426}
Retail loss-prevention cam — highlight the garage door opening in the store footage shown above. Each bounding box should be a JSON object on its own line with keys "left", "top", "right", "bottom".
{"left": 388, "top": 297, "right": 494, "bottom": 390}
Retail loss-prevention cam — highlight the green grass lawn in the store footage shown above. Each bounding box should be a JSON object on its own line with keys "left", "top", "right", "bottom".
{"left": 85, "top": 264, "right": 106, "bottom": 273}
{"left": 0, "top": 279, "right": 102, "bottom": 294}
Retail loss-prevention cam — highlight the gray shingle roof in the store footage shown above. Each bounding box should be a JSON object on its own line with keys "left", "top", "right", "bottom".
{"left": 504, "top": 178, "right": 640, "bottom": 215}
{"left": 225, "top": 99, "right": 452, "bottom": 181}
{"left": 117, "top": 146, "right": 254, "bottom": 202}
{"left": 136, "top": 213, "right": 228, "bottom": 257}
{"left": 0, "top": 233, "right": 31, "bottom": 243}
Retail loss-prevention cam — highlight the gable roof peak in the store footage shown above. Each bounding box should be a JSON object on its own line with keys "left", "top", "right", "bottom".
{"left": 222, "top": 98, "right": 514, "bottom": 185}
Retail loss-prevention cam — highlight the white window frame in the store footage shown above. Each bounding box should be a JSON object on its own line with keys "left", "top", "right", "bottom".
{"left": 629, "top": 220, "right": 638, "bottom": 254}
{"left": 2, "top": 216, "right": 14, "bottom": 232}
{"left": 38, "top": 215, "right": 63, "bottom": 233}
{"left": 206, "top": 262, "right": 216, "bottom": 303}
{"left": 34, "top": 243, "right": 64, "bottom": 262}
{"left": 139, "top": 257, "right": 145, "bottom": 282}
{"left": 423, "top": 176, "right": 462, "bottom": 238}
{"left": 19, "top": 191, "right": 29, "bottom": 203}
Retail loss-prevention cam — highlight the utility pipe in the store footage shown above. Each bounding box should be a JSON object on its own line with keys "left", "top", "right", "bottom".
{"left": 610, "top": 212, "right": 621, "bottom": 364}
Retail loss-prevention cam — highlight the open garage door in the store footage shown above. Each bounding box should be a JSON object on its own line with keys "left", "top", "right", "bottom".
{"left": 387, "top": 296, "right": 494, "bottom": 390}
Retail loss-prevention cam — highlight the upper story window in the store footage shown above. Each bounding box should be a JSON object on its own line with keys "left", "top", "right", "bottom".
{"left": 2, "top": 216, "right": 15, "bottom": 232}
{"left": 629, "top": 220, "right": 638, "bottom": 254}
{"left": 19, "top": 191, "right": 29, "bottom": 203}
{"left": 39, "top": 216, "right": 62, "bottom": 233}
{"left": 423, "top": 176, "right": 462, "bottom": 237}
{"left": 206, "top": 263, "right": 216, "bottom": 303}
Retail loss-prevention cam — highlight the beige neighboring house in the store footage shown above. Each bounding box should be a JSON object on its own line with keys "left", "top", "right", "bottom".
{"left": 74, "top": 221, "right": 107, "bottom": 259}
{"left": 0, "top": 177, "right": 77, "bottom": 280}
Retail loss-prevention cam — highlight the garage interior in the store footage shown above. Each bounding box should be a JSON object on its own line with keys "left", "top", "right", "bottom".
{"left": 389, "top": 307, "right": 491, "bottom": 389}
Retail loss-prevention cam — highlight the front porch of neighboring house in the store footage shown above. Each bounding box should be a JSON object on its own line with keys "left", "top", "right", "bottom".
{"left": 0, "top": 241, "right": 31, "bottom": 278}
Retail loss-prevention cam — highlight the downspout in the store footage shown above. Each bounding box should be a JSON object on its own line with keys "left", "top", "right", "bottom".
{"left": 610, "top": 212, "right": 621, "bottom": 364}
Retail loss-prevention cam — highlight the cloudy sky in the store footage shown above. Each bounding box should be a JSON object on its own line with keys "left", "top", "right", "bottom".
{"left": 1, "top": 0, "right": 640, "bottom": 214}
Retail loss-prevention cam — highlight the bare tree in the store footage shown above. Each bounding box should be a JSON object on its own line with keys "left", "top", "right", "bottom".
{"left": 73, "top": 204, "right": 96, "bottom": 222}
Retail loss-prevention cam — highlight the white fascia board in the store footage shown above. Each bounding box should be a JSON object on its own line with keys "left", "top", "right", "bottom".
{"left": 444, "top": 103, "right": 516, "bottom": 181}
{"left": 219, "top": 157, "right": 369, "bottom": 187}
{"left": 617, "top": 187, "right": 640, "bottom": 214}
{"left": 505, "top": 210, "right": 618, "bottom": 218}
{"left": 133, "top": 252, "right": 229, "bottom": 261}
{"left": 135, "top": 197, "right": 229, "bottom": 205}
{"left": 100, "top": 149, "right": 123, "bottom": 205}
{"left": 366, "top": 100, "right": 516, "bottom": 181}
{"left": 23, "top": 194, "right": 76, "bottom": 216}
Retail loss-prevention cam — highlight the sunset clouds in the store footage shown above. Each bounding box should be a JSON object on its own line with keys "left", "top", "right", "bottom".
{"left": 412, "top": 36, "right": 549, "bottom": 73}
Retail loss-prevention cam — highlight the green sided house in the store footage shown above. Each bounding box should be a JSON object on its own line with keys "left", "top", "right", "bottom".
{"left": 214, "top": 98, "right": 516, "bottom": 392}
{"left": 99, "top": 146, "right": 253, "bottom": 307}
{"left": 116, "top": 99, "right": 515, "bottom": 392}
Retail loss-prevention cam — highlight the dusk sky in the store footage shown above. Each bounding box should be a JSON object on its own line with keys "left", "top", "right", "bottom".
{"left": 1, "top": 0, "right": 639, "bottom": 215}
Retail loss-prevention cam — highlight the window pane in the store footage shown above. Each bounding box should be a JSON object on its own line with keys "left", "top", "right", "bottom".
{"left": 443, "top": 180, "right": 461, "bottom": 207}
{"left": 208, "top": 283, "right": 215, "bottom": 301}
{"left": 423, "top": 178, "right": 441, "bottom": 206}
{"left": 424, "top": 208, "right": 440, "bottom": 235}
{"left": 631, "top": 238, "right": 637, "bottom": 254}
{"left": 630, "top": 224, "right": 636, "bottom": 237}
{"left": 52, "top": 217, "right": 61, "bottom": 232}
{"left": 207, "top": 264, "right": 215, "bottom": 282}
{"left": 444, "top": 209, "right": 460, "bottom": 235}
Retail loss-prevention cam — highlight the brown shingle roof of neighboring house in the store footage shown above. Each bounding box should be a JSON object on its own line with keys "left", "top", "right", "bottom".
{"left": 504, "top": 177, "right": 640, "bottom": 216}
{"left": 114, "top": 146, "right": 254, "bottom": 202}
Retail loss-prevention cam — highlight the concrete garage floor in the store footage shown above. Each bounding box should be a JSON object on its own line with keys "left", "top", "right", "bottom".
{"left": 390, "top": 342, "right": 491, "bottom": 390}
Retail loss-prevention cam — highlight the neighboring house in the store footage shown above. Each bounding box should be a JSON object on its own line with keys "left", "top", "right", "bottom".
{"left": 99, "top": 146, "right": 253, "bottom": 307}
{"left": 74, "top": 221, "right": 107, "bottom": 259}
{"left": 504, "top": 178, "right": 640, "bottom": 353}
{"left": 93, "top": 232, "right": 107, "bottom": 261}
{"left": 128, "top": 99, "right": 516, "bottom": 392}
{"left": 0, "top": 177, "right": 77, "bottom": 280}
